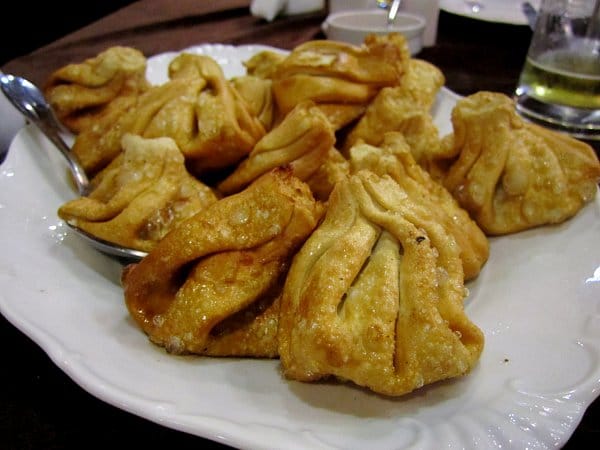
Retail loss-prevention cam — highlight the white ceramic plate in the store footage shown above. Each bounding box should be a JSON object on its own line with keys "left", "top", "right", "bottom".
{"left": 440, "top": 0, "right": 541, "bottom": 25}
{"left": 1, "top": 44, "right": 599, "bottom": 450}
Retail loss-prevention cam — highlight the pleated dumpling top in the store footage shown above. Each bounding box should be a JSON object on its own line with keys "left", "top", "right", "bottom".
{"left": 278, "top": 170, "right": 484, "bottom": 397}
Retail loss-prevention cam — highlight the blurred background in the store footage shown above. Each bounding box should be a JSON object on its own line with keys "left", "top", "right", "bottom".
{"left": 0, "top": 1, "right": 137, "bottom": 65}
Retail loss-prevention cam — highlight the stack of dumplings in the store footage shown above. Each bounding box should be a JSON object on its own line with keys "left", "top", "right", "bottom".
{"left": 46, "top": 33, "right": 600, "bottom": 397}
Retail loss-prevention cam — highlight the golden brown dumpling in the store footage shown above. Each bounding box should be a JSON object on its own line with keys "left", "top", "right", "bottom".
{"left": 348, "top": 132, "right": 489, "bottom": 280}
{"left": 71, "top": 74, "right": 204, "bottom": 176}
{"left": 44, "top": 46, "right": 150, "bottom": 134}
{"left": 122, "top": 168, "right": 324, "bottom": 357}
{"left": 71, "top": 53, "right": 265, "bottom": 177}
{"left": 278, "top": 170, "right": 484, "bottom": 397}
{"left": 271, "top": 33, "right": 410, "bottom": 129}
{"left": 217, "top": 100, "right": 335, "bottom": 196}
{"left": 58, "top": 133, "right": 218, "bottom": 252}
{"left": 437, "top": 92, "right": 600, "bottom": 235}
{"left": 159, "top": 53, "right": 267, "bottom": 174}
{"left": 341, "top": 59, "right": 445, "bottom": 164}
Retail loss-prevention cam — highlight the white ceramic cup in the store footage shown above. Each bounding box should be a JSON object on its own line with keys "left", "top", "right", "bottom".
{"left": 328, "top": 0, "right": 439, "bottom": 46}
{"left": 322, "top": 9, "right": 426, "bottom": 54}
{"left": 402, "top": 0, "right": 439, "bottom": 46}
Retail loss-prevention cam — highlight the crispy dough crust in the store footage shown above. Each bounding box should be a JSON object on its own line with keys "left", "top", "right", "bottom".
{"left": 217, "top": 100, "right": 335, "bottom": 195}
{"left": 278, "top": 171, "right": 484, "bottom": 396}
{"left": 348, "top": 132, "right": 489, "bottom": 281}
{"left": 58, "top": 133, "right": 218, "bottom": 252}
{"left": 122, "top": 168, "right": 323, "bottom": 357}
{"left": 71, "top": 53, "right": 265, "bottom": 176}
{"left": 44, "top": 46, "right": 149, "bottom": 134}
{"left": 271, "top": 34, "right": 410, "bottom": 129}
{"left": 438, "top": 92, "right": 600, "bottom": 235}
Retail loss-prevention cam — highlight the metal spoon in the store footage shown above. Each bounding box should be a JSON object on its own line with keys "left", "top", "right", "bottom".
{"left": 0, "top": 73, "right": 90, "bottom": 196}
{"left": 387, "top": 0, "right": 402, "bottom": 27}
{"left": 0, "top": 72, "right": 147, "bottom": 262}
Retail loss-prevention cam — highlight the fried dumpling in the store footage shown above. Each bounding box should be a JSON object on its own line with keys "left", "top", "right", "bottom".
{"left": 217, "top": 100, "right": 335, "bottom": 196}
{"left": 161, "top": 53, "right": 267, "bottom": 174}
{"left": 436, "top": 92, "right": 600, "bottom": 235}
{"left": 341, "top": 59, "right": 445, "bottom": 165}
{"left": 58, "top": 133, "right": 218, "bottom": 252}
{"left": 271, "top": 33, "right": 410, "bottom": 129}
{"left": 71, "top": 53, "right": 265, "bottom": 177}
{"left": 348, "top": 132, "right": 489, "bottom": 280}
{"left": 278, "top": 171, "right": 484, "bottom": 396}
{"left": 71, "top": 63, "right": 206, "bottom": 176}
{"left": 122, "top": 168, "right": 324, "bottom": 357}
{"left": 44, "top": 46, "right": 150, "bottom": 134}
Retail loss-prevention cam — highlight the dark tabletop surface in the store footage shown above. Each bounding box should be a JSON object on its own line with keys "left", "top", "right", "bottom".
{"left": 1, "top": 1, "right": 598, "bottom": 449}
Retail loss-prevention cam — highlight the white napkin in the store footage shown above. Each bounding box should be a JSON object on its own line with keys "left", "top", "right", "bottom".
{"left": 250, "top": 0, "right": 325, "bottom": 22}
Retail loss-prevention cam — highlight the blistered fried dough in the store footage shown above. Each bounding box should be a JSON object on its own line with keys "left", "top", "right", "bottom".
{"left": 72, "top": 53, "right": 266, "bottom": 176}
{"left": 217, "top": 101, "right": 335, "bottom": 195}
{"left": 231, "top": 75, "right": 276, "bottom": 131}
{"left": 59, "top": 134, "right": 218, "bottom": 252}
{"left": 72, "top": 70, "right": 207, "bottom": 176}
{"left": 278, "top": 171, "right": 484, "bottom": 396}
{"left": 271, "top": 33, "right": 409, "bottom": 128}
{"left": 122, "top": 168, "right": 324, "bottom": 357}
{"left": 44, "top": 46, "right": 150, "bottom": 134}
{"left": 438, "top": 92, "right": 600, "bottom": 235}
{"left": 348, "top": 133, "right": 488, "bottom": 280}
{"left": 341, "top": 59, "right": 445, "bottom": 163}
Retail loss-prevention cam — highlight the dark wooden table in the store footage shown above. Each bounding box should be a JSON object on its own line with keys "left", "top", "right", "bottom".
{"left": 1, "top": 1, "right": 598, "bottom": 448}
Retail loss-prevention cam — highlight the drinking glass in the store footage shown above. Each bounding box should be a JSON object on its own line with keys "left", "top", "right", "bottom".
{"left": 514, "top": 0, "right": 600, "bottom": 140}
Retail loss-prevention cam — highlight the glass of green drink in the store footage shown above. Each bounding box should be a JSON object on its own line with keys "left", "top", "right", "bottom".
{"left": 514, "top": 0, "right": 600, "bottom": 140}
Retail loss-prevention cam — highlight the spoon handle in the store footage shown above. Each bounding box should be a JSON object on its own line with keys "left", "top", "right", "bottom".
{"left": 0, "top": 72, "right": 90, "bottom": 197}
{"left": 387, "top": 0, "right": 402, "bottom": 26}
{"left": 32, "top": 113, "right": 90, "bottom": 197}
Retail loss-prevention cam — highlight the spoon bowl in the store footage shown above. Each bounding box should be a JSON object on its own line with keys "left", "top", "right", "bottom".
{"left": 0, "top": 72, "right": 147, "bottom": 262}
